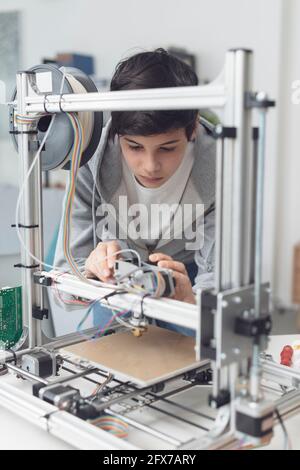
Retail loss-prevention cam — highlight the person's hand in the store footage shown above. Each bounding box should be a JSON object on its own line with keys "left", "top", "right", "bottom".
{"left": 84, "top": 240, "right": 122, "bottom": 282}
{"left": 149, "top": 253, "right": 196, "bottom": 304}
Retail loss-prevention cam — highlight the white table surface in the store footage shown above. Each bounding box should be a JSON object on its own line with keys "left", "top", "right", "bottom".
{"left": 0, "top": 334, "right": 299, "bottom": 450}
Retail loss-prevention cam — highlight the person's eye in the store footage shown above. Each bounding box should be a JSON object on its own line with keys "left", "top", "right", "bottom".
{"left": 129, "top": 145, "right": 143, "bottom": 151}
{"left": 160, "top": 147, "right": 176, "bottom": 152}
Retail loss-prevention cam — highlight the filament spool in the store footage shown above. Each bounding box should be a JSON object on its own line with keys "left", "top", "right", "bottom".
{"left": 10, "top": 64, "right": 103, "bottom": 171}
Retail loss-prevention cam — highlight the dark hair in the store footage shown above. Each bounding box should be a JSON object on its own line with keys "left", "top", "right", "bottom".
{"left": 110, "top": 48, "right": 199, "bottom": 141}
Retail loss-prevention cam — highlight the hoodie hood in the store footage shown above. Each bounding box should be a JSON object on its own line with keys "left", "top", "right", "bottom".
{"left": 89, "top": 118, "right": 216, "bottom": 209}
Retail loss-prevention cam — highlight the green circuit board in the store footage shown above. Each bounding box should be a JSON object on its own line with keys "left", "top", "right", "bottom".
{"left": 0, "top": 286, "right": 23, "bottom": 349}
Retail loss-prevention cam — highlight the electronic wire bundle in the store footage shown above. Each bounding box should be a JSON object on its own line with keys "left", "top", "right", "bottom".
{"left": 62, "top": 112, "right": 88, "bottom": 283}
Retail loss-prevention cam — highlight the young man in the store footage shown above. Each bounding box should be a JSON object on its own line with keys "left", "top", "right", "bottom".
{"left": 54, "top": 49, "right": 216, "bottom": 334}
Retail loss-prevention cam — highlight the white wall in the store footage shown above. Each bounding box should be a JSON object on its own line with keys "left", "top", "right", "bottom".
{"left": 0, "top": 0, "right": 283, "bottom": 286}
{"left": 274, "top": 0, "right": 300, "bottom": 304}
{"left": 0, "top": 0, "right": 283, "bottom": 83}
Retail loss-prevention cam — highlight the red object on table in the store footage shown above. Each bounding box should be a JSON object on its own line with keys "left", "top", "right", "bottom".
{"left": 280, "top": 345, "right": 294, "bottom": 367}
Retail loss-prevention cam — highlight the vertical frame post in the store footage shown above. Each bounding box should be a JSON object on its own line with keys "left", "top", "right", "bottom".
{"left": 16, "top": 72, "right": 43, "bottom": 348}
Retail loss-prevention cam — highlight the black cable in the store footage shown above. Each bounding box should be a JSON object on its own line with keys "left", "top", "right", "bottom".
{"left": 99, "top": 289, "right": 128, "bottom": 311}
{"left": 92, "top": 289, "right": 128, "bottom": 337}
{"left": 141, "top": 292, "right": 151, "bottom": 317}
{"left": 5, "top": 348, "right": 17, "bottom": 365}
{"left": 91, "top": 289, "right": 128, "bottom": 311}
{"left": 102, "top": 289, "right": 127, "bottom": 302}
{"left": 275, "top": 407, "right": 291, "bottom": 450}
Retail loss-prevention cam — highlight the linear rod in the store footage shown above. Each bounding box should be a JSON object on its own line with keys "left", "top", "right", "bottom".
{"left": 22, "top": 84, "right": 227, "bottom": 114}
{"left": 45, "top": 270, "right": 198, "bottom": 330}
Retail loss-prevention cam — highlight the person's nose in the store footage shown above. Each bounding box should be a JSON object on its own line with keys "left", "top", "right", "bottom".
{"left": 143, "top": 153, "right": 161, "bottom": 174}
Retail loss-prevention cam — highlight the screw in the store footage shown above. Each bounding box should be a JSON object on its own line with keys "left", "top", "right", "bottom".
{"left": 256, "top": 91, "right": 267, "bottom": 102}
{"left": 215, "top": 124, "right": 223, "bottom": 135}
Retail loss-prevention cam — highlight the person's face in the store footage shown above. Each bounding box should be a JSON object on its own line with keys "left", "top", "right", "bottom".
{"left": 119, "top": 127, "right": 195, "bottom": 188}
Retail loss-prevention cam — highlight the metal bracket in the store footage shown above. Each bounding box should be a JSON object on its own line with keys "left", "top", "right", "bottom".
{"left": 32, "top": 306, "right": 49, "bottom": 320}
{"left": 200, "top": 284, "right": 270, "bottom": 367}
{"left": 245, "top": 92, "right": 276, "bottom": 109}
{"left": 209, "top": 390, "right": 231, "bottom": 409}
{"left": 234, "top": 314, "right": 272, "bottom": 338}
{"left": 33, "top": 272, "right": 52, "bottom": 287}
{"left": 213, "top": 125, "right": 237, "bottom": 139}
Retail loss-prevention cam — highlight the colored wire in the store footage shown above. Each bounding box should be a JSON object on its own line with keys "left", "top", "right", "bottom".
{"left": 52, "top": 271, "right": 90, "bottom": 306}
{"left": 62, "top": 112, "right": 87, "bottom": 283}
{"left": 62, "top": 115, "right": 143, "bottom": 283}
{"left": 15, "top": 113, "right": 48, "bottom": 125}
{"left": 95, "top": 307, "right": 131, "bottom": 338}
{"left": 14, "top": 69, "right": 143, "bottom": 287}
{"left": 91, "top": 415, "right": 129, "bottom": 439}
{"left": 87, "top": 373, "right": 113, "bottom": 400}
{"left": 42, "top": 112, "right": 142, "bottom": 285}
{"left": 76, "top": 290, "right": 129, "bottom": 339}
{"left": 14, "top": 68, "right": 67, "bottom": 271}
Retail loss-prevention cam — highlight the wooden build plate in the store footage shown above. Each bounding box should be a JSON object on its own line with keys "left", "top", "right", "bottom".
{"left": 63, "top": 325, "right": 204, "bottom": 387}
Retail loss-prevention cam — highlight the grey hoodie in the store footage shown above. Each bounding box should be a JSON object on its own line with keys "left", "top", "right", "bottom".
{"left": 54, "top": 119, "right": 216, "bottom": 290}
